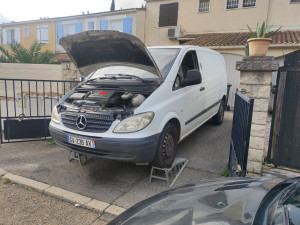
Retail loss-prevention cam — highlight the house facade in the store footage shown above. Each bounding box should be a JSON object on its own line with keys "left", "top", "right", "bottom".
{"left": 144, "top": 0, "right": 300, "bottom": 56}
{"left": 0, "top": 8, "right": 146, "bottom": 54}
{"left": 143, "top": 0, "right": 300, "bottom": 106}
{"left": 0, "top": 19, "right": 56, "bottom": 52}
{"left": 54, "top": 8, "right": 146, "bottom": 52}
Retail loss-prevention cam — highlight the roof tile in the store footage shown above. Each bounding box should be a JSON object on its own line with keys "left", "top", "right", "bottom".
{"left": 182, "top": 31, "right": 300, "bottom": 46}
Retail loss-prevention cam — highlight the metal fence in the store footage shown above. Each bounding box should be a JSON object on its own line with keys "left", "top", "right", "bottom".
{"left": 228, "top": 91, "right": 254, "bottom": 177}
{"left": 0, "top": 78, "right": 79, "bottom": 143}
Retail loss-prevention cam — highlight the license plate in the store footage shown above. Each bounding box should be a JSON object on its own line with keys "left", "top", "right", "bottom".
{"left": 67, "top": 136, "right": 96, "bottom": 149}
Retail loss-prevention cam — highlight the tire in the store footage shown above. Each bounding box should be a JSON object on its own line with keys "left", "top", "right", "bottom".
{"left": 212, "top": 100, "right": 225, "bottom": 125}
{"left": 152, "top": 123, "right": 179, "bottom": 168}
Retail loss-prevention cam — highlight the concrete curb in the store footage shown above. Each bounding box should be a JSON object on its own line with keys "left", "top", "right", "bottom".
{"left": 0, "top": 168, "right": 126, "bottom": 217}
{"left": 0, "top": 168, "right": 7, "bottom": 177}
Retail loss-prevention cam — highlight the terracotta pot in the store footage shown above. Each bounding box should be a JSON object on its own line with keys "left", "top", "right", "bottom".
{"left": 247, "top": 38, "right": 272, "bottom": 56}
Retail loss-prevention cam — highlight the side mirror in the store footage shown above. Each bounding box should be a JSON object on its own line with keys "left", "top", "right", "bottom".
{"left": 181, "top": 69, "right": 202, "bottom": 87}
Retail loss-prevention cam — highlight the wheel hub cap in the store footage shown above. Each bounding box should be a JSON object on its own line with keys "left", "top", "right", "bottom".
{"left": 163, "top": 133, "right": 174, "bottom": 159}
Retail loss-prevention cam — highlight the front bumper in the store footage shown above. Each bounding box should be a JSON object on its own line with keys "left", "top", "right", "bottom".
{"left": 49, "top": 125, "right": 160, "bottom": 163}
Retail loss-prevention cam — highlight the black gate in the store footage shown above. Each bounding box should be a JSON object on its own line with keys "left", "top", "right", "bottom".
{"left": 229, "top": 91, "right": 254, "bottom": 177}
{"left": 267, "top": 50, "right": 300, "bottom": 168}
{"left": 0, "top": 78, "right": 79, "bottom": 143}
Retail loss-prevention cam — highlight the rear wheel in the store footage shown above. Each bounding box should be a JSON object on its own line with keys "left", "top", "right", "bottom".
{"left": 212, "top": 100, "right": 225, "bottom": 125}
{"left": 152, "top": 123, "right": 179, "bottom": 168}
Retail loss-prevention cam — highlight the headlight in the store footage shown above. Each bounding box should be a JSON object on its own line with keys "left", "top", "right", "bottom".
{"left": 113, "top": 112, "right": 154, "bottom": 133}
{"left": 51, "top": 105, "right": 60, "bottom": 124}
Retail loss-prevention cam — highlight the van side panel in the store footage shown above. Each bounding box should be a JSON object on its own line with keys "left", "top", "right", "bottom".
{"left": 197, "top": 50, "right": 227, "bottom": 121}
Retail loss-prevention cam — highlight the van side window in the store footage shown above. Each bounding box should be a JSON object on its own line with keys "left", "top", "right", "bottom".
{"left": 174, "top": 51, "right": 200, "bottom": 89}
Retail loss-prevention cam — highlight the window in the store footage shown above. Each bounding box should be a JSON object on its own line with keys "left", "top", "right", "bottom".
{"left": 159, "top": 2, "right": 178, "bottom": 27}
{"left": 291, "top": 0, "right": 300, "bottom": 2}
{"left": 88, "top": 21, "right": 94, "bottom": 30}
{"left": 226, "top": 0, "right": 239, "bottom": 9}
{"left": 199, "top": 0, "right": 210, "bottom": 12}
{"left": 174, "top": 51, "right": 199, "bottom": 89}
{"left": 23, "top": 27, "right": 29, "bottom": 37}
{"left": 2, "top": 28, "right": 20, "bottom": 44}
{"left": 242, "top": 0, "right": 256, "bottom": 7}
{"left": 7, "top": 29, "right": 15, "bottom": 44}
{"left": 37, "top": 25, "right": 49, "bottom": 44}
{"left": 148, "top": 48, "right": 180, "bottom": 77}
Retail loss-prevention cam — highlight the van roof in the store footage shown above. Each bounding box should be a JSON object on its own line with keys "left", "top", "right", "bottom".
{"left": 147, "top": 45, "right": 222, "bottom": 56}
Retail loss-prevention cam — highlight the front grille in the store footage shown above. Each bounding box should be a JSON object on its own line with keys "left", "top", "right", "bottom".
{"left": 61, "top": 112, "right": 114, "bottom": 133}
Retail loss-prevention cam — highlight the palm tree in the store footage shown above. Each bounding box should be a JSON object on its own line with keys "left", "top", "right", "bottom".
{"left": 0, "top": 41, "right": 58, "bottom": 64}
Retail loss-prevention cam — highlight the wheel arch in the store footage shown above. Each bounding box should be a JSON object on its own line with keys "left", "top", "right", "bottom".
{"left": 158, "top": 112, "right": 182, "bottom": 138}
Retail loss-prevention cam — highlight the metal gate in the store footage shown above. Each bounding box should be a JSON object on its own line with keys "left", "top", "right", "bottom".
{"left": 229, "top": 91, "right": 254, "bottom": 177}
{"left": 0, "top": 78, "right": 79, "bottom": 143}
{"left": 267, "top": 50, "right": 300, "bottom": 168}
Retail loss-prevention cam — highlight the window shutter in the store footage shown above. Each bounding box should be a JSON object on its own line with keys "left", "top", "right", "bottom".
{"left": 159, "top": 4, "right": 169, "bottom": 27}
{"left": 168, "top": 3, "right": 178, "bottom": 26}
{"left": 37, "top": 26, "right": 41, "bottom": 43}
{"left": 159, "top": 3, "right": 178, "bottom": 27}
{"left": 41, "top": 26, "right": 49, "bottom": 44}
{"left": 75, "top": 22, "right": 82, "bottom": 33}
{"left": 100, "top": 20, "right": 108, "bottom": 30}
{"left": 57, "top": 24, "right": 63, "bottom": 43}
{"left": 2, "top": 29, "right": 7, "bottom": 45}
{"left": 123, "top": 17, "right": 132, "bottom": 34}
{"left": 15, "top": 28, "right": 21, "bottom": 44}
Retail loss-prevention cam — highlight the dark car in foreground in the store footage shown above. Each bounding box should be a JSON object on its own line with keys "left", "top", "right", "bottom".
{"left": 108, "top": 177, "right": 300, "bottom": 225}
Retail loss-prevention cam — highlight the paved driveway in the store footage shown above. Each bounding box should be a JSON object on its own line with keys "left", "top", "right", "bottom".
{"left": 0, "top": 112, "right": 232, "bottom": 209}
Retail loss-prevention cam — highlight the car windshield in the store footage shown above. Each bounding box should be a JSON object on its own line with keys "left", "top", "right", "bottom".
{"left": 90, "top": 66, "right": 159, "bottom": 80}
{"left": 148, "top": 48, "right": 180, "bottom": 77}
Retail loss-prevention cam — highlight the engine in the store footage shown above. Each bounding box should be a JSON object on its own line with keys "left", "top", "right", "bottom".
{"left": 59, "top": 89, "right": 147, "bottom": 120}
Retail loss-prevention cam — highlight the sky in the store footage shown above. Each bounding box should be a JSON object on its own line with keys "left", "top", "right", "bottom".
{"left": 1, "top": 0, "right": 146, "bottom": 22}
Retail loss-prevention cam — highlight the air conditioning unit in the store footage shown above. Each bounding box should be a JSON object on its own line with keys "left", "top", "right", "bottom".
{"left": 168, "top": 28, "right": 181, "bottom": 39}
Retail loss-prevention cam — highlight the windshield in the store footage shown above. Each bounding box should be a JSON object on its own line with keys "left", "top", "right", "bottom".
{"left": 90, "top": 66, "right": 159, "bottom": 80}
{"left": 148, "top": 48, "right": 180, "bottom": 77}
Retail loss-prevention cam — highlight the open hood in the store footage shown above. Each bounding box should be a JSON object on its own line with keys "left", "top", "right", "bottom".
{"left": 59, "top": 30, "right": 162, "bottom": 78}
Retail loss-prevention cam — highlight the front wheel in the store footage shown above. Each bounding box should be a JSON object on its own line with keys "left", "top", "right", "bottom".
{"left": 152, "top": 123, "right": 179, "bottom": 168}
{"left": 212, "top": 100, "right": 225, "bottom": 125}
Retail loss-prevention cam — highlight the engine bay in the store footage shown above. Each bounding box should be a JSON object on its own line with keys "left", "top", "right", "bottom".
{"left": 58, "top": 88, "right": 149, "bottom": 121}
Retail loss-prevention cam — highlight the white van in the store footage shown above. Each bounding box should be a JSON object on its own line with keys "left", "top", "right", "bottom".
{"left": 49, "top": 30, "right": 227, "bottom": 168}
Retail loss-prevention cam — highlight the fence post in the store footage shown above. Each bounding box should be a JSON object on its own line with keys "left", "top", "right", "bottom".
{"left": 236, "top": 56, "right": 278, "bottom": 176}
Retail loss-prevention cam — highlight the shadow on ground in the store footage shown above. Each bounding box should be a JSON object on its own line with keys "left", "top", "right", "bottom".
{"left": 0, "top": 112, "right": 233, "bottom": 209}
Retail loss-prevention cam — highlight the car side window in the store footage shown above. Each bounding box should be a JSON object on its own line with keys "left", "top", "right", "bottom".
{"left": 286, "top": 188, "right": 300, "bottom": 225}
{"left": 272, "top": 187, "right": 300, "bottom": 225}
{"left": 173, "top": 50, "right": 200, "bottom": 89}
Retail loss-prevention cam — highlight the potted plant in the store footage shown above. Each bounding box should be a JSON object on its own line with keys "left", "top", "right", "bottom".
{"left": 247, "top": 22, "right": 281, "bottom": 56}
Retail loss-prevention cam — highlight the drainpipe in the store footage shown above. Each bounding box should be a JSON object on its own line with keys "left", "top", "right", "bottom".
{"left": 266, "top": 0, "right": 271, "bottom": 26}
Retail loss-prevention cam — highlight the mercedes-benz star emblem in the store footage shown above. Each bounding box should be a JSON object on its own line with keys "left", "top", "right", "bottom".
{"left": 76, "top": 115, "right": 87, "bottom": 130}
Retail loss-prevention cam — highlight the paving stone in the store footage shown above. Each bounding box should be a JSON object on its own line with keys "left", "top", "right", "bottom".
{"left": 3, "top": 173, "right": 50, "bottom": 192}
{"left": 248, "top": 148, "right": 264, "bottom": 163}
{"left": 250, "top": 136, "right": 265, "bottom": 150}
{"left": 105, "top": 205, "right": 126, "bottom": 216}
{"left": 240, "top": 72, "right": 272, "bottom": 85}
{"left": 0, "top": 168, "right": 7, "bottom": 177}
{"left": 85, "top": 199, "right": 110, "bottom": 213}
{"left": 250, "top": 124, "right": 266, "bottom": 137}
{"left": 44, "top": 186, "right": 92, "bottom": 205}
{"left": 253, "top": 99, "right": 269, "bottom": 112}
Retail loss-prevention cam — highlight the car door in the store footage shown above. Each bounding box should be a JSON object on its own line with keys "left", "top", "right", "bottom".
{"left": 172, "top": 50, "right": 206, "bottom": 137}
